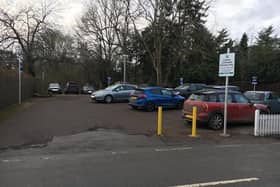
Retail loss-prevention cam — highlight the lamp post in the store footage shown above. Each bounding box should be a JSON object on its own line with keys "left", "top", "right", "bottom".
{"left": 123, "top": 55, "right": 128, "bottom": 83}
{"left": 14, "top": 45, "right": 22, "bottom": 104}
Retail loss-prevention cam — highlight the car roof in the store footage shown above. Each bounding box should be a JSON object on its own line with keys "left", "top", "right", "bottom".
{"left": 245, "top": 91, "right": 273, "bottom": 94}
{"left": 194, "top": 89, "right": 241, "bottom": 95}
{"left": 142, "top": 86, "right": 162, "bottom": 90}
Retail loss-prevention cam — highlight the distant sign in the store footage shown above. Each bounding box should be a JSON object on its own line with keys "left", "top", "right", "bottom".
{"left": 107, "top": 76, "right": 112, "bottom": 85}
{"left": 180, "top": 77, "right": 184, "bottom": 85}
{"left": 251, "top": 76, "right": 258, "bottom": 85}
{"left": 219, "top": 53, "right": 235, "bottom": 77}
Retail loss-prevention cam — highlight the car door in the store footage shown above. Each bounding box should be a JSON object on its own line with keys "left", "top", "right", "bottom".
{"left": 218, "top": 93, "right": 240, "bottom": 122}
{"left": 160, "top": 89, "right": 175, "bottom": 108}
{"left": 149, "top": 88, "right": 165, "bottom": 107}
{"left": 265, "top": 92, "right": 280, "bottom": 113}
{"left": 232, "top": 93, "right": 255, "bottom": 122}
{"left": 122, "top": 85, "right": 136, "bottom": 101}
{"left": 112, "top": 86, "right": 126, "bottom": 101}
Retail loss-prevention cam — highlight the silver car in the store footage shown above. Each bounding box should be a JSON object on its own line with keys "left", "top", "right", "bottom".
{"left": 91, "top": 84, "right": 137, "bottom": 103}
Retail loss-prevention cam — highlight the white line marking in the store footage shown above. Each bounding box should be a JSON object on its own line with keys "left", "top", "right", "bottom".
{"left": 2, "top": 159, "right": 22, "bottom": 163}
{"left": 111, "top": 151, "right": 129, "bottom": 155}
{"left": 172, "top": 177, "right": 259, "bottom": 187}
{"left": 216, "top": 144, "right": 242, "bottom": 148}
{"left": 155, "top": 147, "right": 192, "bottom": 152}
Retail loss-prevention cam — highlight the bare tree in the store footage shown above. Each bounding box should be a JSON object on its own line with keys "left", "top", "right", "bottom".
{"left": 0, "top": 0, "right": 58, "bottom": 76}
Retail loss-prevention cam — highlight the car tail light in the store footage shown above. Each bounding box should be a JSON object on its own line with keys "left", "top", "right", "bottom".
{"left": 138, "top": 94, "right": 147, "bottom": 99}
{"left": 201, "top": 103, "right": 208, "bottom": 112}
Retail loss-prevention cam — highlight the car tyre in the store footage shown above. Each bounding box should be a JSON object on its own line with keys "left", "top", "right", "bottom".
{"left": 146, "top": 102, "right": 155, "bottom": 112}
{"left": 104, "top": 95, "right": 113, "bottom": 103}
{"left": 208, "top": 114, "right": 223, "bottom": 130}
{"left": 131, "top": 105, "right": 138, "bottom": 110}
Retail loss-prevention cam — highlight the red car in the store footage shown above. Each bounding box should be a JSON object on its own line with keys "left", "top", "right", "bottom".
{"left": 182, "top": 90, "right": 269, "bottom": 130}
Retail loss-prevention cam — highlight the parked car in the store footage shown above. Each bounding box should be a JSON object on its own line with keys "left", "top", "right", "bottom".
{"left": 48, "top": 83, "right": 62, "bottom": 94}
{"left": 244, "top": 91, "right": 280, "bottom": 113}
{"left": 174, "top": 83, "right": 206, "bottom": 99}
{"left": 91, "top": 83, "right": 137, "bottom": 103}
{"left": 82, "top": 85, "right": 95, "bottom": 94}
{"left": 182, "top": 90, "right": 269, "bottom": 130}
{"left": 129, "top": 87, "right": 185, "bottom": 111}
{"left": 205, "top": 85, "right": 240, "bottom": 91}
{"left": 64, "top": 81, "right": 80, "bottom": 94}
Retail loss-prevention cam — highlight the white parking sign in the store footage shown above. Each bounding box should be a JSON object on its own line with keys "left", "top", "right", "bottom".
{"left": 219, "top": 53, "right": 235, "bottom": 77}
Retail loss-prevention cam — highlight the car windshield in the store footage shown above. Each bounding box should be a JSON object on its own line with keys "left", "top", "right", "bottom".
{"left": 175, "top": 84, "right": 190, "bottom": 90}
{"left": 105, "top": 84, "right": 119, "bottom": 90}
{"left": 244, "top": 92, "right": 265, "bottom": 101}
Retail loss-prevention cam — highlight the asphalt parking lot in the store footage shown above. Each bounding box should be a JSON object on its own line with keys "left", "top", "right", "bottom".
{"left": 0, "top": 95, "right": 278, "bottom": 149}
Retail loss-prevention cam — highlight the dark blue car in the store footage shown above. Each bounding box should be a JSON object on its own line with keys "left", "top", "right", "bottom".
{"left": 128, "top": 87, "right": 185, "bottom": 111}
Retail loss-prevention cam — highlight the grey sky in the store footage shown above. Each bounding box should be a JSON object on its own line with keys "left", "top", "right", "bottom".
{"left": 206, "top": 0, "right": 280, "bottom": 42}
{"left": 1, "top": 0, "right": 279, "bottom": 42}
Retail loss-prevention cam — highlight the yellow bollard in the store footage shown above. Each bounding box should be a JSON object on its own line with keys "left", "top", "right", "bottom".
{"left": 191, "top": 106, "right": 197, "bottom": 137}
{"left": 157, "top": 106, "right": 163, "bottom": 136}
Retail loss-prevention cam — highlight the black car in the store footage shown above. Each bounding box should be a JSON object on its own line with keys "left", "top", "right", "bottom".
{"left": 64, "top": 81, "right": 80, "bottom": 94}
{"left": 174, "top": 83, "right": 206, "bottom": 99}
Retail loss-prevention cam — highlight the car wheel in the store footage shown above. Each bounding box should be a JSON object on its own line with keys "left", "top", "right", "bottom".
{"left": 146, "top": 102, "right": 155, "bottom": 112}
{"left": 131, "top": 105, "right": 138, "bottom": 110}
{"left": 208, "top": 114, "right": 223, "bottom": 130}
{"left": 104, "top": 95, "right": 113, "bottom": 103}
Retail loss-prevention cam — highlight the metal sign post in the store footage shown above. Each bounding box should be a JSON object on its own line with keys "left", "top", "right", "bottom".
{"left": 123, "top": 55, "right": 128, "bottom": 83}
{"left": 219, "top": 48, "right": 235, "bottom": 137}
{"left": 180, "top": 77, "right": 184, "bottom": 86}
{"left": 251, "top": 76, "right": 258, "bottom": 91}
{"left": 18, "top": 57, "right": 22, "bottom": 104}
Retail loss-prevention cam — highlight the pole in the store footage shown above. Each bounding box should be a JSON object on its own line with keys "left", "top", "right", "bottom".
{"left": 18, "top": 59, "right": 22, "bottom": 104}
{"left": 123, "top": 55, "right": 127, "bottom": 83}
{"left": 191, "top": 106, "right": 197, "bottom": 137}
{"left": 157, "top": 106, "right": 163, "bottom": 136}
{"left": 222, "top": 48, "right": 230, "bottom": 136}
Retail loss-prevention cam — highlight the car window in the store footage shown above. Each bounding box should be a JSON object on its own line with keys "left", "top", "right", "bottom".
{"left": 233, "top": 94, "right": 249, "bottom": 103}
{"left": 189, "top": 94, "right": 205, "bottom": 101}
{"left": 244, "top": 92, "right": 265, "bottom": 101}
{"left": 124, "top": 85, "right": 135, "bottom": 90}
{"left": 115, "top": 86, "right": 124, "bottom": 91}
{"left": 218, "top": 94, "right": 233, "bottom": 103}
{"left": 270, "top": 92, "right": 279, "bottom": 100}
{"left": 150, "top": 89, "right": 162, "bottom": 95}
{"left": 207, "top": 95, "right": 217, "bottom": 102}
{"left": 161, "top": 89, "right": 172, "bottom": 96}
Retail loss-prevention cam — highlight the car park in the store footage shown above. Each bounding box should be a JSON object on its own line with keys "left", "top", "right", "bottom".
{"left": 91, "top": 83, "right": 137, "bottom": 103}
{"left": 129, "top": 87, "right": 185, "bottom": 111}
{"left": 48, "top": 83, "right": 62, "bottom": 94}
{"left": 174, "top": 83, "right": 206, "bottom": 99}
{"left": 244, "top": 91, "right": 280, "bottom": 113}
{"left": 82, "top": 85, "right": 95, "bottom": 94}
{"left": 182, "top": 90, "right": 269, "bottom": 130}
{"left": 64, "top": 81, "right": 80, "bottom": 94}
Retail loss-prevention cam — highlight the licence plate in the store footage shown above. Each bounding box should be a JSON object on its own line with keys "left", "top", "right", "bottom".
{"left": 130, "top": 96, "right": 137, "bottom": 100}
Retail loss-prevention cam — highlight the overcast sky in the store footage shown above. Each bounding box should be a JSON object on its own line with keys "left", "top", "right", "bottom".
{"left": 1, "top": 0, "right": 279, "bottom": 42}
{"left": 206, "top": 0, "right": 280, "bottom": 42}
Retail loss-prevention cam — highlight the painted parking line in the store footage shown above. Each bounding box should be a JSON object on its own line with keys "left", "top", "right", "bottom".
{"left": 216, "top": 144, "right": 242, "bottom": 148}
{"left": 172, "top": 177, "right": 259, "bottom": 187}
{"left": 155, "top": 147, "right": 192, "bottom": 152}
{"left": 2, "top": 159, "right": 22, "bottom": 163}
